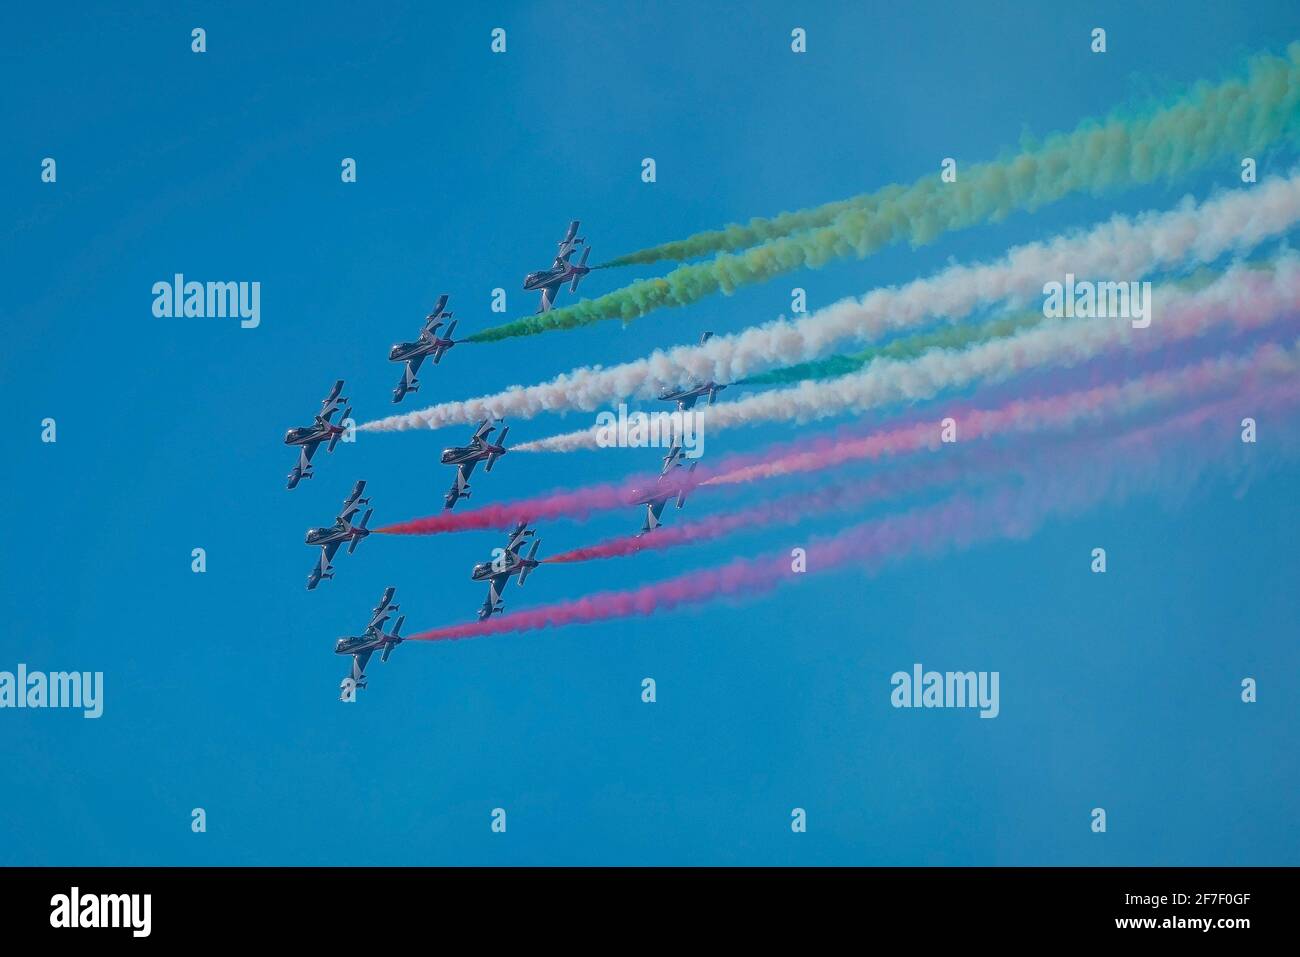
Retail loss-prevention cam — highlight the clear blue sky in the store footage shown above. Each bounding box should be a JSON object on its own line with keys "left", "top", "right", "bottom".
{"left": 2, "top": 1, "right": 1298, "bottom": 865}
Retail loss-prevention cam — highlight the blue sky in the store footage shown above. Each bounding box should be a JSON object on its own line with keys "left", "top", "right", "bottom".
{"left": 2, "top": 1, "right": 1298, "bottom": 865}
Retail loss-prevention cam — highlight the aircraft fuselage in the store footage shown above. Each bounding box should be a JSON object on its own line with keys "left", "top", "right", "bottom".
{"left": 306, "top": 523, "right": 367, "bottom": 547}
{"left": 441, "top": 444, "right": 503, "bottom": 466}
{"left": 284, "top": 422, "right": 340, "bottom": 447}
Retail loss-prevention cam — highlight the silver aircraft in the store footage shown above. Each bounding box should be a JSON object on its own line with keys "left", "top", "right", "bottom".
{"left": 471, "top": 522, "right": 542, "bottom": 620}
{"left": 629, "top": 446, "right": 699, "bottom": 535}
{"left": 441, "top": 419, "right": 508, "bottom": 509}
{"left": 304, "top": 480, "right": 373, "bottom": 590}
{"left": 658, "top": 332, "right": 727, "bottom": 409}
{"left": 284, "top": 380, "right": 350, "bottom": 489}
{"left": 335, "top": 586, "right": 405, "bottom": 699}
{"left": 389, "top": 295, "right": 457, "bottom": 403}
{"left": 523, "top": 221, "right": 591, "bottom": 313}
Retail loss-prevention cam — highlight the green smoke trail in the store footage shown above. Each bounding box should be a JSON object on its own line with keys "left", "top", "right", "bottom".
{"left": 606, "top": 44, "right": 1300, "bottom": 268}
{"left": 468, "top": 45, "right": 1300, "bottom": 345}
{"left": 736, "top": 311, "right": 1044, "bottom": 387}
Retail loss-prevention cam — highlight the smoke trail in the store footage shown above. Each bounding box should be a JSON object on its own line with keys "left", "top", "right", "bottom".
{"left": 463, "top": 48, "right": 1300, "bottom": 342}
{"left": 546, "top": 344, "right": 1300, "bottom": 562}
{"left": 602, "top": 46, "right": 1300, "bottom": 267}
{"left": 543, "top": 442, "right": 1056, "bottom": 564}
{"left": 363, "top": 175, "right": 1300, "bottom": 433}
{"left": 378, "top": 338, "right": 1300, "bottom": 538}
{"left": 375, "top": 480, "right": 635, "bottom": 536}
{"left": 703, "top": 336, "right": 1300, "bottom": 486}
{"left": 516, "top": 258, "right": 1300, "bottom": 452}
{"left": 735, "top": 310, "right": 1044, "bottom": 387}
{"left": 406, "top": 382, "right": 1300, "bottom": 643}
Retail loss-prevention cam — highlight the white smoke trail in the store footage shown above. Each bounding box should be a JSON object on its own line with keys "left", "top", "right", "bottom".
{"left": 515, "top": 257, "right": 1300, "bottom": 452}
{"left": 362, "top": 175, "right": 1300, "bottom": 434}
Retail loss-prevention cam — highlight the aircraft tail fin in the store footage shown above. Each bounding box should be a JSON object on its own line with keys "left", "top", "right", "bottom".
{"left": 349, "top": 509, "right": 373, "bottom": 553}
{"left": 518, "top": 540, "right": 541, "bottom": 585}
{"left": 328, "top": 409, "right": 351, "bottom": 452}
{"left": 676, "top": 462, "right": 698, "bottom": 509}
{"left": 486, "top": 426, "right": 508, "bottom": 472}
{"left": 570, "top": 247, "right": 591, "bottom": 292}
{"left": 381, "top": 616, "right": 404, "bottom": 662}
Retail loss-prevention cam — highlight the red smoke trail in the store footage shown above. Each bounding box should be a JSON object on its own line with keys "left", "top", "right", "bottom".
{"left": 543, "top": 447, "right": 1017, "bottom": 563}
{"left": 376, "top": 480, "right": 650, "bottom": 535}
{"left": 407, "top": 382, "right": 1300, "bottom": 644}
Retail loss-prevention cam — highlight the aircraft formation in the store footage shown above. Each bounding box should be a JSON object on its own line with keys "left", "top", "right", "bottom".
{"left": 280, "top": 221, "right": 719, "bottom": 699}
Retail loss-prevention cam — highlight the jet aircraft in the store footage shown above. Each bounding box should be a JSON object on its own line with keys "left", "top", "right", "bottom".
{"left": 471, "top": 522, "right": 542, "bottom": 619}
{"left": 657, "top": 332, "right": 727, "bottom": 409}
{"left": 284, "top": 380, "right": 350, "bottom": 489}
{"left": 305, "top": 480, "right": 373, "bottom": 590}
{"left": 335, "top": 586, "right": 405, "bottom": 699}
{"left": 629, "top": 446, "right": 699, "bottom": 535}
{"left": 442, "top": 419, "right": 508, "bottom": 509}
{"left": 523, "top": 221, "right": 591, "bottom": 313}
{"left": 389, "top": 295, "right": 457, "bottom": 403}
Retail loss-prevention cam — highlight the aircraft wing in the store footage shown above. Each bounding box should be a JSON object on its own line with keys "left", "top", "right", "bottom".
{"left": 445, "top": 460, "right": 477, "bottom": 508}
{"left": 535, "top": 281, "right": 562, "bottom": 314}
{"left": 337, "top": 481, "right": 368, "bottom": 523}
{"left": 471, "top": 419, "right": 495, "bottom": 442}
{"left": 319, "top": 540, "right": 341, "bottom": 572}
{"left": 287, "top": 443, "right": 319, "bottom": 489}
{"left": 504, "top": 525, "right": 533, "bottom": 553}
{"left": 367, "top": 589, "right": 397, "bottom": 631}
{"left": 405, "top": 352, "right": 426, "bottom": 381}
{"left": 660, "top": 445, "right": 684, "bottom": 473}
{"left": 487, "top": 574, "right": 510, "bottom": 607}
{"left": 643, "top": 500, "right": 667, "bottom": 533}
{"left": 307, "top": 540, "right": 341, "bottom": 590}
{"left": 557, "top": 221, "right": 582, "bottom": 258}
{"left": 319, "top": 380, "right": 346, "bottom": 420}
{"left": 351, "top": 649, "right": 374, "bottom": 682}
{"left": 420, "top": 315, "right": 444, "bottom": 339}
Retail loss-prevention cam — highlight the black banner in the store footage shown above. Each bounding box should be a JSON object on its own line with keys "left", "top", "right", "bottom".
{"left": 0, "top": 866, "right": 1282, "bottom": 941}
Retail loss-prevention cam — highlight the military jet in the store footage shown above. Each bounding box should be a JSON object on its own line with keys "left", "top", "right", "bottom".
{"left": 658, "top": 332, "right": 727, "bottom": 410}
{"left": 335, "top": 586, "right": 405, "bottom": 700}
{"left": 471, "top": 522, "right": 542, "bottom": 620}
{"left": 523, "top": 221, "right": 591, "bottom": 313}
{"left": 389, "top": 295, "right": 457, "bottom": 403}
{"left": 284, "top": 380, "right": 350, "bottom": 489}
{"left": 442, "top": 419, "right": 508, "bottom": 509}
{"left": 629, "top": 446, "right": 699, "bottom": 535}
{"left": 304, "top": 480, "right": 373, "bottom": 590}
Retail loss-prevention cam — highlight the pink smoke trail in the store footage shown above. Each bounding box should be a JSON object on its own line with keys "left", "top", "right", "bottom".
{"left": 406, "top": 382, "right": 1300, "bottom": 643}
{"left": 543, "top": 447, "right": 1020, "bottom": 563}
